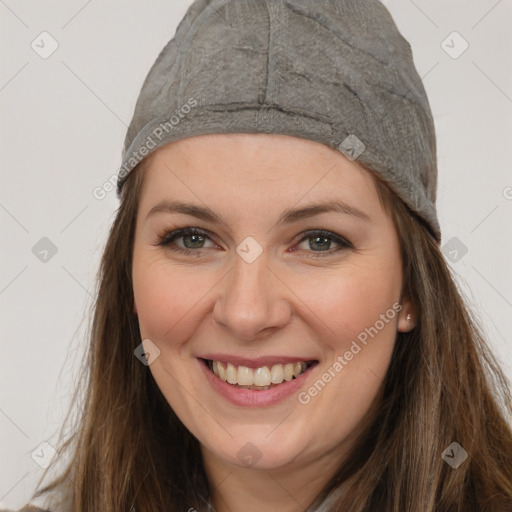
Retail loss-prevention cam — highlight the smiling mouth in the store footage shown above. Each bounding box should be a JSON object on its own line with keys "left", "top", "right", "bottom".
{"left": 203, "top": 359, "right": 317, "bottom": 390}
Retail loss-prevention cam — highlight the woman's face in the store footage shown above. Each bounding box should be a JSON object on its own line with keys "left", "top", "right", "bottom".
{"left": 132, "top": 133, "right": 414, "bottom": 474}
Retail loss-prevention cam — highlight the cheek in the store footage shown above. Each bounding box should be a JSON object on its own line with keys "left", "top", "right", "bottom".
{"left": 133, "top": 249, "right": 402, "bottom": 353}
{"left": 133, "top": 264, "right": 173, "bottom": 337}
{"left": 286, "top": 264, "right": 401, "bottom": 455}
{"left": 132, "top": 253, "right": 215, "bottom": 347}
{"left": 292, "top": 258, "right": 402, "bottom": 346}
{"left": 290, "top": 260, "right": 401, "bottom": 412}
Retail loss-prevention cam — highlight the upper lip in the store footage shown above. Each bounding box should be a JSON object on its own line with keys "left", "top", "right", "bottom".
{"left": 199, "top": 353, "right": 317, "bottom": 368}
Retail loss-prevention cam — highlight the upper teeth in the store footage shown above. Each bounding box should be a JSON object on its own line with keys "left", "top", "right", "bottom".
{"left": 211, "top": 361, "right": 308, "bottom": 387}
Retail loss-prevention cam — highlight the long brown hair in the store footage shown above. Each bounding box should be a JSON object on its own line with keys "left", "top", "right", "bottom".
{"left": 29, "top": 158, "right": 512, "bottom": 512}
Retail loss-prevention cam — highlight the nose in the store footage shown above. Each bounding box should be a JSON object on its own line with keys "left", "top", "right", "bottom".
{"left": 212, "top": 251, "right": 292, "bottom": 342}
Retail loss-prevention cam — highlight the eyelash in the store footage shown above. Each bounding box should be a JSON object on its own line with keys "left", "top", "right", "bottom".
{"left": 155, "top": 227, "right": 353, "bottom": 258}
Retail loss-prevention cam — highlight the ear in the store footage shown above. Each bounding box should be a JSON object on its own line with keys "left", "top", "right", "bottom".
{"left": 397, "top": 297, "right": 416, "bottom": 332}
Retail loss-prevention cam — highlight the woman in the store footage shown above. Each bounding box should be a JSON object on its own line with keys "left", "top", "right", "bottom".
{"left": 13, "top": 0, "right": 512, "bottom": 511}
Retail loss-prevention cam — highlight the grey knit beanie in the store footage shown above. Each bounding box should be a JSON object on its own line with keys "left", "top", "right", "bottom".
{"left": 118, "top": 0, "right": 440, "bottom": 241}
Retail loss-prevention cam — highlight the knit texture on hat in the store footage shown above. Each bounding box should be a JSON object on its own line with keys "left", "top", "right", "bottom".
{"left": 118, "top": 0, "right": 440, "bottom": 240}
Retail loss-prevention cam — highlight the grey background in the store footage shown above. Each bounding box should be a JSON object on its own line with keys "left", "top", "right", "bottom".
{"left": 1, "top": 0, "right": 511, "bottom": 508}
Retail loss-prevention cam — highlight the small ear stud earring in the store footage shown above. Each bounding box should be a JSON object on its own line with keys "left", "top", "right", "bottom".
{"left": 406, "top": 313, "right": 412, "bottom": 321}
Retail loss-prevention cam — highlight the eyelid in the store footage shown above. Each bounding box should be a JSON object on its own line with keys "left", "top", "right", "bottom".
{"left": 157, "top": 227, "right": 219, "bottom": 248}
{"left": 293, "top": 228, "right": 353, "bottom": 249}
{"left": 156, "top": 226, "right": 353, "bottom": 255}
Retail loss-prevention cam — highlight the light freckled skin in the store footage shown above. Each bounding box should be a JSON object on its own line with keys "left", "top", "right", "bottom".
{"left": 132, "top": 133, "right": 415, "bottom": 512}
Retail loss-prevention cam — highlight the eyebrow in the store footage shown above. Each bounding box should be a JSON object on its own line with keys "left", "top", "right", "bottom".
{"left": 146, "top": 199, "right": 372, "bottom": 226}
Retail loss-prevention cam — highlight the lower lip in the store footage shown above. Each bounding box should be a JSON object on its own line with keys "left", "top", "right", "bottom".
{"left": 198, "top": 359, "right": 317, "bottom": 407}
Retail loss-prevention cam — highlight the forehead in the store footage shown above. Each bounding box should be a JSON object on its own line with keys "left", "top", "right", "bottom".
{"left": 139, "top": 133, "right": 379, "bottom": 208}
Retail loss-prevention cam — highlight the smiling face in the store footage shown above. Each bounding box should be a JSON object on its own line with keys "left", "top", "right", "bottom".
{"left": 132, "top": 133, "right": 414, "bottom": 477}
